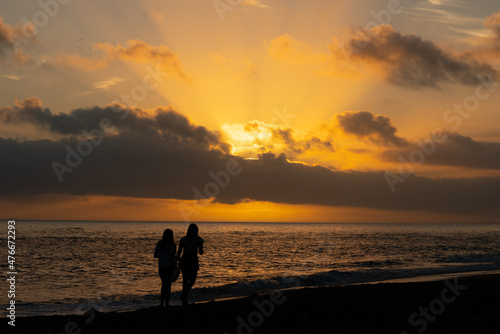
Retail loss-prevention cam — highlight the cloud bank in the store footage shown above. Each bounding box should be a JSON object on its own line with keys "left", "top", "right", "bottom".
{"left": 0, "top": 98, "right": 219, "bottom": 147}
{"left": 382, "top": 132, "right": 500, "bottom": 170}
{"left": 1, "top": 99, "right": 499, "bottom": 214}
{"left": 335, "top": 111, "right": 500, "bottom": 170}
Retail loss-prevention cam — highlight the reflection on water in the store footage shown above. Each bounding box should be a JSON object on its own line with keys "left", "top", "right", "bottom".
{"left": 4, "top": 221, "right": 500, "bottom": 316}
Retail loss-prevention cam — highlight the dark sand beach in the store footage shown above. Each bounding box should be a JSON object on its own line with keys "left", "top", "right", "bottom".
{"left": 7, "top": 274, "right": 500, "bottom": 334}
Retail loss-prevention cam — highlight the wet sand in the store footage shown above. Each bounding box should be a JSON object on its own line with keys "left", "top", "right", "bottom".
{"left": 6, "top": 273, "right": 500, "bottom": 334}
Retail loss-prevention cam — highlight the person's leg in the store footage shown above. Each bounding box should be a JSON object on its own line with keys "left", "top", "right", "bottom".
{"left": 188, "top": 271, "right": 198, "bottom": 292}
{"left": 160, "top": 285, "right": 166, "bottom": 306}
{"left": 181, "top": 269, "right": 189, "bottom": 306}
{"left": 164, "top": 267, "right": 174, "bottom": 306}
{"left": 181, "top": 270, "right": 198, "bottom": 306}
{"left": 159, "top": 268, "right": 168, "bottom": 307}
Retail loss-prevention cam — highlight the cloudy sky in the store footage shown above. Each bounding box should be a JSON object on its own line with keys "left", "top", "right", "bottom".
{"left": 1, "top": 0, "right": 499, "bottom": 222}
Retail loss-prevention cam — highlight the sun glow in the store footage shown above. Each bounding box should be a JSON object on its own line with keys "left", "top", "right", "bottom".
{"left": 222, "top": 122, "right": 274, "bottom": 156}
{"left": 222, "top": 122, "right": 272, "bottom": 143}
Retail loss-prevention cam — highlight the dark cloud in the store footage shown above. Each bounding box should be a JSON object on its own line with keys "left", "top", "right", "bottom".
{"left": 337, "top": 111, "right": 408, "bottom": 147}
{"left": 381, "top": 132, "right": 500, "bottom": 170}
{"left": 218, "top": 153, "right": 500, "bottom": 214}
{"left": 331, "top": 25, "right": 498, "bottom": 88}
{"left": 0, "top": 134, "right": 499, "bottom": 214}
{"left": 0, "top": 98, "right": 220, "bottom": 147}
{"left": 269, "top": 127, "right": 334, "bottom": 155}
{"left": 0, "top": 134, "right": 228, "bottom": 199}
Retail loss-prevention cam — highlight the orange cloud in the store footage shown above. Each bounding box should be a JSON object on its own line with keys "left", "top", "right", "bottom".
{"left": 472, "top": 12, "right": 500, "bottom": 59}
{"left": 48, "top": 39, "right": 189, "bottom": 80}
{"left": 484, "top": 11, "right": 500, "bottom": 42}
{"left": 95, "top": 39, "right": 188, "bottom": 79}
{"left": 0, "top": 17, "right": 36, "bottom": 64}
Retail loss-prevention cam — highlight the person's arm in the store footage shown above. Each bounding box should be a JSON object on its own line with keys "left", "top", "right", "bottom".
{"left": 176, "top": 239, "right": 184, "bottom": 260}
{"left": 171, "top": 245, "right": 177, "bottom": 262}
{"left": 154, "top": 244, "right": 159, "bottom": 258}
{"left": 198, "top": 238, "right": 204, "bottom": 255}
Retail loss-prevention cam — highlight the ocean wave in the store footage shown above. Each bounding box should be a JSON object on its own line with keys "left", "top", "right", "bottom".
{"left": 349, "top": 259, "right": 404, "bottom": 267}
{"left": 192, "top": 263, "right": 500, "bottom": 300}
{"left": 440, "top": 253, "right": 500, "bottom": 264}
{"left": 11, "top": 263, "right": 500, "bottom": 317}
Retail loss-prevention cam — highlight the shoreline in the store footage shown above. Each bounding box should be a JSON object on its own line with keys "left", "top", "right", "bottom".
{"left": 12, "top": 267, "right": 500, "bottom": 318}
{"left": 6, "top": 272, "right": 500, "bottom": 334}
{"left": 367, "top": 268, "right": 500, "bottom": 284}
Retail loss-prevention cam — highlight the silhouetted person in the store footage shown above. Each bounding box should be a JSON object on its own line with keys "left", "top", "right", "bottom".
{"left": 154, "top": 229, "right": 176, "bottom": 307}
{"left": 177, "top": 223, "right": 204, "bottom": 306}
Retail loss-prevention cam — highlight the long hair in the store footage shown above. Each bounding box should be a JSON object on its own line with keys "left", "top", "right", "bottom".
{"left": 158, "top": 229, "right": 174, "bottom": 249}
{"left": 186, "top": 224, "right": 199, "bottom": 241}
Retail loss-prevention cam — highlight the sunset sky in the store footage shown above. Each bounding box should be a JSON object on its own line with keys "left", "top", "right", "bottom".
{"left": 1, "top": 0, "right": 499, "bottom": 222}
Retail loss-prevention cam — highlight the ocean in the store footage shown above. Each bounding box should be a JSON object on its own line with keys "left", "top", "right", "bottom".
{"left": 2, "top": 221, "right": 500, "bottom": 317}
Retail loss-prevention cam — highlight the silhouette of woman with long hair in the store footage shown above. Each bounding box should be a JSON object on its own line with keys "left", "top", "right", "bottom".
{"left": 177, "top": 223, "right": 204, "bottom": 306}
{"left": 154, "top": 229, "right": 176, "bottom": 307}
